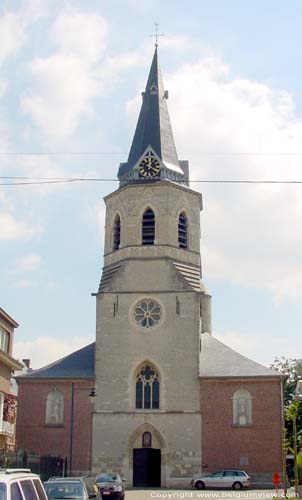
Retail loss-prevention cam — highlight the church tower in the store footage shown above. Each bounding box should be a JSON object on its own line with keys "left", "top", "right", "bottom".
{"left": 92, "top": 46, "right": 212, "bottom": 488}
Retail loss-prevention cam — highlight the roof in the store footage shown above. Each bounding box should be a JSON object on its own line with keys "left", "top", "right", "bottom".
{"left": 0, "top": 307, "right": 19, "bottom": 328}
{"left": 199, "top": 333, "right": 283, "bottom": 378}
{"left": 118, "top": 47, "right": 184, "bottom": 179}
{"left": 16, "top": 342, "right": 95, "bottom": 380}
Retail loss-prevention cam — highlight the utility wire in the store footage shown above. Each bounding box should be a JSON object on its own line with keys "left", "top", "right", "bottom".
{"left": 1, "top": 177, "right": 302, "bottom": 186}
{"left": 1, "top": 151, "right": 302, "bottom": 157}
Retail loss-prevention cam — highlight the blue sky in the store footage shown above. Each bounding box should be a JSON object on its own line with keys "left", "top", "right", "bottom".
{"left": 1, "top": 0, "right": 302, "bottom": 368}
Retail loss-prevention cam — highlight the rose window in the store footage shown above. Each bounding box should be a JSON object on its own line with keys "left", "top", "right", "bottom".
{"left": 134, "top": 299, "right": 161, "bottom": 328}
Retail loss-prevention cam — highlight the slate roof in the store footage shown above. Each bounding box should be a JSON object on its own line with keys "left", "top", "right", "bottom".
{"left": 16, "top": 342, "right": 95, "bottom": 380}
{"left": 199, "top": 333, "right": 283, "bottom": 378}
{"left": 118, "top": 47, "right": 184, "bottom": 179}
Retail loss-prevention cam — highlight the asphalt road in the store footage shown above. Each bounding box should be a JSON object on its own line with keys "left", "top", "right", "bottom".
{"left": 124, "top": 489, "right": 292, "bottom": 500}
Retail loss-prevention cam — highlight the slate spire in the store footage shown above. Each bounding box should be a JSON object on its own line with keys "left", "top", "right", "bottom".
{"left": 118, "top": 47, "right": 187, "bottom": 184}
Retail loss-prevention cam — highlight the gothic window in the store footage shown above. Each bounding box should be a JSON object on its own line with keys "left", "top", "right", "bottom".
{"left": 232, "top": 388, "right": 252, "bottom": 425}
{"left": 178, "top": 212, "right": 188, "bottom": 249}
{"left": 136, "top": 364, "right": 160, "bottom": 409}
{"left": 142, "top": 209, "right": 155, "bottom": 245}
{"left": 113, "top": 214, "right": 121, "bottom": 251}
{"left": 133, "top": 299, "right": 161, "bottom": 328}
{"left": 46, "top": 389, "right": 64, "bottom": 425}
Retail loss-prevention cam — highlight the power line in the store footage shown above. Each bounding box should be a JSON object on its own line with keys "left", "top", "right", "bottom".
{"left": 1, "top": 177, "right": 302, "bottom": 186}
{"left": 1, "top": 151, "right": 302, "bottom": 157}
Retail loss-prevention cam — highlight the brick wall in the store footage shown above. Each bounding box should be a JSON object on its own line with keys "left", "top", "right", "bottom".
{"left": 201, "top": 379, "right": 283, "bottom": 476}
{"left": 16, "top": 379, "right": 93, "bottom": 474}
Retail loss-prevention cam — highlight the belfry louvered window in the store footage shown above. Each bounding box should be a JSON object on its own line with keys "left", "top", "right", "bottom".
{"left": 113, "top": 214, "right": 121, "bottom": 250}
{"left": 178, "top": 212, "right": 188, "bottom": 248}
{"left": 142, "top": 209, "right": 155, "bottom": 245}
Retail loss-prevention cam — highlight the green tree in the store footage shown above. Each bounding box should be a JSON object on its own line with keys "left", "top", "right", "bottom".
{"left": 270, "top": 357, "right": 302, "bottom": 405}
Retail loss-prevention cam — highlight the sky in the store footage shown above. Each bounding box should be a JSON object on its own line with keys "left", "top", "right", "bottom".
{"left": 1, "top": 0, "right": 302, "bottom": 369}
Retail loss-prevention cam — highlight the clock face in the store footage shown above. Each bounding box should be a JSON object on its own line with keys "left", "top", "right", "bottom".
{"left": 138, "top": 155, "right": 161, "bottom": 178}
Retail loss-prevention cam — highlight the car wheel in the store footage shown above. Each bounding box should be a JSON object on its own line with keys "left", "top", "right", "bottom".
{"left": 232, "top": 482, "right": 242, "bottom": 490}
{"left": 195, "top": 481, "right": 205, "bottom": 490}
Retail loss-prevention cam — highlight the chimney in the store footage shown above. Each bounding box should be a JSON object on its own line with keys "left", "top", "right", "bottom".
{"left": 22, "top": 359, "right": 31, "bottom": 369}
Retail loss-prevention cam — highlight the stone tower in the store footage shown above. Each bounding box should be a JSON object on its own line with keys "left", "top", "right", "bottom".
{"left": 92, "top": 46, "right": 212, "bottom": 488}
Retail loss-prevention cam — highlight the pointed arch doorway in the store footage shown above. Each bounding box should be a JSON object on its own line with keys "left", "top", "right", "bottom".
{"left": 133, "top": 447, "right": 161, "bottom": 487}
{"left": 129, "top": 424, "right": 167, "bottom": 488}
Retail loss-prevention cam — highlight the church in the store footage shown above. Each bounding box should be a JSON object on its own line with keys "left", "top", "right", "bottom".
{"left": 16, "top": 46, "right": 284, "bottom": 488}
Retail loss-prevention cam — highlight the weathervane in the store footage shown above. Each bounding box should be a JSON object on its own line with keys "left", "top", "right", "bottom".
{"left": 150, "top": 21, "right": 164, "bottom": 47}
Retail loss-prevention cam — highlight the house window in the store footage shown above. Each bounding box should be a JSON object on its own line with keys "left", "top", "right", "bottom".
{"left": 46, "top": 390, "right": 64, "bottom": 425}
{"left": 142, "top": 209, "right": 155, "bottom": 245}
{"left": 0, "top": 327, "right": 9, "bottom": 354}
{"left": 113, "top": 214, "right": 121, "bottom": 250}
{"left": 178, "top": 212, "right": 188, "bottom": 249}
{"left": 232, "top": 388, "right": 252, "bottom": 425}
{"left": 136, "top": 364, "right": 160, "bottom": 409}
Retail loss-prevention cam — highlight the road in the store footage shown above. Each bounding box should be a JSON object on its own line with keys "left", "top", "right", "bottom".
{"left": 124, "top": 489, "right": 290, "bottom": 500}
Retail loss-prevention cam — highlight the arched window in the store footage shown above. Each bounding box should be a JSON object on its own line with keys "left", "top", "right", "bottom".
{"left": 142, "top": 431, "right": 152, "bottom": 447}
{"left": 232, "top": 388, "right": 252, "bottom": 425}
{"left": 178, "top": 212, "right": 188, "bottom": 249}
{"left": 136, "top": 364, "right": 159, "bottom": 409}
{"left": 142, "top": 209, "right": 155, "bottom": 245}
{"left": 46, "top": 389, "right": 64, "bottom": 425}
{"left": 113, "top": 214, "right": 121, "bottom": 251}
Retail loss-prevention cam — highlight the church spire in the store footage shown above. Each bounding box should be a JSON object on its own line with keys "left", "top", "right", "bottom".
{"left": 118, "top": 47, "right": 188, "bottom": 185}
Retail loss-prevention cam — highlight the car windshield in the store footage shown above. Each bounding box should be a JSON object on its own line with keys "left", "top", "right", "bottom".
{"left": 0, "top": 483, "right": 6, "bottom": 500}
{"left": 44, "top": 482, "right": 85, "bottom": 499}
{"left": 96, "top": 475, "right": 119, "bottom": 483}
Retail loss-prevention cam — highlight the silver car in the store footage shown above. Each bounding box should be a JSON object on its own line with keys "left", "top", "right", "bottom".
{"left": 191, "top": 470, "right": 251, "bottom": 490}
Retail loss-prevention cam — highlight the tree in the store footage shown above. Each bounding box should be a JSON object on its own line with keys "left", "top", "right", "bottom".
{"left": 270, "top": 357, "right": 302, "bottom": 405}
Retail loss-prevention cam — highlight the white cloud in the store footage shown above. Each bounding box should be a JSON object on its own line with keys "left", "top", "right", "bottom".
{"left": 13, "top": 336, "right": 91, "bottom": 370}
{"left": 216, "top": 330, "right": 300, "bottom": 366}
{"left": 51, "top": 9, "right": 107, "bottom": 63}
{"left": 21, "top": 8, "right": 108, "bottom": 140}
{"left": 159, "top": 57, "right": 302, "bottom": 302}
{"left": 0, "top": 213, "right": 38, "bottom": 240}
{"left": 16, "top": 253, "right": 43, "bottom": 272}
{"left": 0, "top": 12, "right": 26, "bottom": 66}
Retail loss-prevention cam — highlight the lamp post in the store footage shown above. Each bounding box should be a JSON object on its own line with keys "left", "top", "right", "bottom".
{"left": 69, "top": 383, "right": 96, "bottom": 476}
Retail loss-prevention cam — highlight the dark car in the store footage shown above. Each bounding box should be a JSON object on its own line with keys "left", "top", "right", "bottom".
{"left": 95, "top": 474, "right": 125, "bottom": 500}
{"left": 44, "top": 477, "right": 101, "bottom": 500}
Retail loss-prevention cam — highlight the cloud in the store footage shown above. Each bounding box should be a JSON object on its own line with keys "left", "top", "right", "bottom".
{"left": 0, "top": 213, "right": 38, "bottom": 240}
{"left": 21, "top": 8, "right": 108, "bottom": 140}
{"left": 0, "top": 12, "right": 26, "bottom": 66}
{"left": 15, "top": 253, "right": 43, "bottom": 272}
{"left": 13, "top": 336, "right": 91, "bottom": 370}
{"left": 160, "top": 57, "right": 302, "bottom": 302}
{"left": 216, "top": 330, "right": 300, "bottom": 366}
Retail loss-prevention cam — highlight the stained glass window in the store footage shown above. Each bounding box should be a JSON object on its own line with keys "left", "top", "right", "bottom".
{"left": 134, "top": 299, "right": 161, "bottom": 328}
{"left": 135, "top": 364, "right": 160, "bottom": 409}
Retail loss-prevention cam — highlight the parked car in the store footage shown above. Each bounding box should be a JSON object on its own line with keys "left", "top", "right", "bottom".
{"left": 44, "top": 477, "right": 101, "bottom": 500}
{"left": 0, "top": 468, "right": 48, "bottom": 500}
{"left": 95, "top": 474, "right": 125, "bottom": 500}
{"left": 191, "top": 470, "right": 251, "bottom": 490}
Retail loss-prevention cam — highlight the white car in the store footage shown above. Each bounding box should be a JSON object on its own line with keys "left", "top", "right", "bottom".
{"left": 191, "top": 470, "right": 251, "bottom": 490}
{"left": 0, "top": 469, "right": 48, "bottom": 500}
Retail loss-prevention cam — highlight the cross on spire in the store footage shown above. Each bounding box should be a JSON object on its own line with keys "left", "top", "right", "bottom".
{"left": 150, "top": 21, "right": 164, "bottom": 47}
